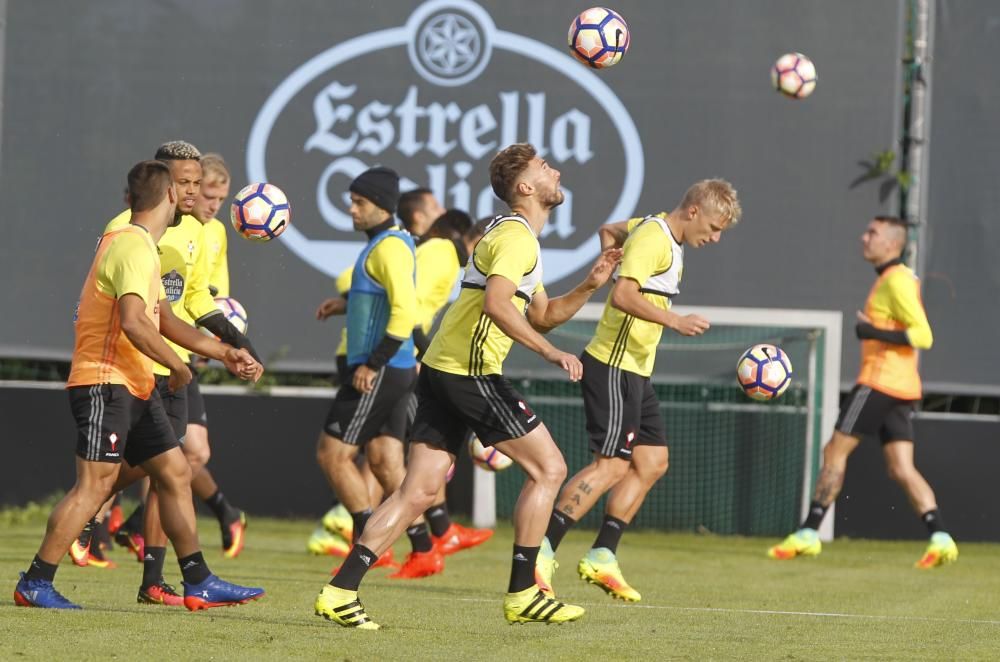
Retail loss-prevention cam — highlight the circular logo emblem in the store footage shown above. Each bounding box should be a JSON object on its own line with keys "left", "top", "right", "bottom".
{"left": 407, "top": 0, "right": 493, "bottom": 87}
{"left": 246, "top": 0, "right": 643, "bottom": 286}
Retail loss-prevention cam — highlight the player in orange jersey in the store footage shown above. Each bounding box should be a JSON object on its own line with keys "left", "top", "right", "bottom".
{"left": 767, "top": 216, "right": 958, "bottom": 569}
{"left": 14, "top": 161, "right": 264, "bottom": 610}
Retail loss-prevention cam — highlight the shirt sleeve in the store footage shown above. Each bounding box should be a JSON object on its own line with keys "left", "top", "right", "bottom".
{"left": 207, "top": 220, "right": 230, "bottom": 298}
{"left": 102, "top": 233, "right": 158, "bottom": 303}
{"left": 415, "top": 239, "right": 461, "bottom": 332}
{"left": 625, "top": 215, "right": 646, "bottom": 233}
{"left": 185, "top": 222, "right": 222, "bottom": 321}
{"left": 481, "top": 222, "right": 538, "bottom": 285}
{"left": 335, "top": 266, "right": 353, "bottom": 296}
{"left": 104, "top": 209, "right": 131, "bottom": 234}
{"left": 365, "top": 234, "right": 417, "bottom": 340}
{"left": 886, "top": 269, "right": 933, "bottom": 350}
{"left": 617, "top": 220, "right": 672, "bottom": 285}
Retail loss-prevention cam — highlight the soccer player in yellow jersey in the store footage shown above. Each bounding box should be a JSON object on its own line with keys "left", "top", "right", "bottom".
{"left": 314, "top": 167, "right": 444, "bottom": 581}
{"left": 397, "top": 187, "right": 445, "bottom": 240}
{"left": 311, "top": 262, "right": 383, "bottom": 559}
{"left": 768, "top": 216, "right": 958, "bottom": 568}
{"left": 186, "top": 152, "right": 252, "bottom": 559}
{"left": 310, "top": 214, "right": 492, "bottom": 559}
{"left": 411, "top": 211, "right": 497, "bottom": 554}
{"left": 315, "top": 143, "right": 621, "bottom": 629}
{"left": 14, "top": 161, "right": 263, "bottom": 610}
{"left": 535, "top": 180, "right": 741, "bottom": 603}
{"left": 191, "top": 153, "right": 230, "bottom": 298}
{"left": 104, "top": 142, "right": 259, "bottom": 603}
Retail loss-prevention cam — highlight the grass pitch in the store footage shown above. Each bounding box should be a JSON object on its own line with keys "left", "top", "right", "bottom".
{"left": 2, "top": 511, "right": 999, "bottom": 660}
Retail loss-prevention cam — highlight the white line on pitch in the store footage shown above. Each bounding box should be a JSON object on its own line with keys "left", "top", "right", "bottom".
{"left": 419, "top": 594, "right": 1000, "bottom": 626}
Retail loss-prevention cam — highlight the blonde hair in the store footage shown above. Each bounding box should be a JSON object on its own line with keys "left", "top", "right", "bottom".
{"left": 155, "top": 140, "right": 201, "bottom": 161}
{"left": 200, "top": 153, "right": 230, "bottom": 186}
{"left": 680, "top": 178, "right": 742, "bottom": 225}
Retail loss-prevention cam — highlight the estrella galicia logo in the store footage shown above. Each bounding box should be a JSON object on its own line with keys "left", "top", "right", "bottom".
{"left": 247, "top": 0, "right": 643, "bottom": 285}
{"left": 162, "top": 270, "right": 184, "bottom": 303}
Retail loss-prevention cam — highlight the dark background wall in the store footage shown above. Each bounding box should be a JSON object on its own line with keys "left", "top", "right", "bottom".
{"left": 835, "top": 417, "right": 1000, "bottom": 542}
{"left": 3, "top": 386, "right": 996, "bottom": 542}
{"left": 0, "top": 0, "right": 908, "bottom": 386}
{"left": 0, "top": 386, "right": 471, "bottom": 521}
{"left": 918, "top": 0, "right": 1000, "bottom": 392}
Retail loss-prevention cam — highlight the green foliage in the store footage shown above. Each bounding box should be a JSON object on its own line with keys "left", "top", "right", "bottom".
{"left": 0, "top": 493, "right": 64, "bottom": 526}
{"left": 851, "top": 149, "right": 912, "bottom": 204}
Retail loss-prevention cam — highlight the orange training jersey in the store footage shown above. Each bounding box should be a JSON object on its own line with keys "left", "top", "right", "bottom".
{"left": 67, "top": 226, "right": 163, "bottom": 399}
{"left": 856, "top": 262, "right": 933, "bottom": 400}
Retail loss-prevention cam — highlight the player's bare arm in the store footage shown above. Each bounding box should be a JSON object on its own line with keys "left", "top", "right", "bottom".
{"left": 119, "top": 294, "right": 192, "bottom": 392}
{"left": 482, "top": 274, "right": 582, "bottom": 381}
{"left": 610, "top": 277, "right": 709, "bottom": 336}
{"left": 159, "top": 300, "right": 262, "bottom": 382}
{"left": 528, "top": 248, "right": 623, "bottom": 333}
{"left": 598, "top": 220, "right": 631, "bottom": 250}
{"left": 316, "top": 297, "right": 346, "bottom": 321}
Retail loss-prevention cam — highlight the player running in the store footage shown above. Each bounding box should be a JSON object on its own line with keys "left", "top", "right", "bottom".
{"left": 410, "top": 210, "right": 495, "bottom": 555}
{"left": 314, "top": 167, "right": 442, "bottom": 579}
{"left": 314, "top": 143, "right": 621, "bottom": 629}
{"left": 767, "top": 215, "right": 958, "bottom": 569}
{"left": 535, "top": 180, "right": 741, "bottom": 603}
{"left": 14, "top": 160, "right": 263, "bottom": 610}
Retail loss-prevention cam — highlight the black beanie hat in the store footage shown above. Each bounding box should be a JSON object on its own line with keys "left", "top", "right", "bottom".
{"left": 349, "top": 166, "right": 400, "bottom": 214}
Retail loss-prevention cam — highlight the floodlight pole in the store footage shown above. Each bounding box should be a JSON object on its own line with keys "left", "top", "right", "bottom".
{"left": 902, "top": 0, "right": 934, "bottom": 276}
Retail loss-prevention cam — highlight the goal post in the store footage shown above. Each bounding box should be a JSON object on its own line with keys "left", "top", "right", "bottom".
{"left": 472, "top": 304, "right": 841, "bottom": 541}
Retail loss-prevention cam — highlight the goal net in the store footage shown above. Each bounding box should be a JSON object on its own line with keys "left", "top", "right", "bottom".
{"left": 473, "top": 304, "right": 841, "bottom": 538}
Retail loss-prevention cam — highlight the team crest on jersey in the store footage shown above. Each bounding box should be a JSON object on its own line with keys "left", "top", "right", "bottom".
{"left": 517, "top": 400, "right": 536, "bottom": 423}
{"left": 186, "top": 240, "right": 196, "bottom": 262}
{"left": 246, "top": 0, "right": 643, "bottom": 288}
{"left": 162, "top": 270, "right": 184, "bottom": 302}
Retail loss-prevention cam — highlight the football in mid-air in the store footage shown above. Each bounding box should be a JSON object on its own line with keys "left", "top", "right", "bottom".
{"left": 736, "top": 344, "right": 793, "bottom": 401}
{"left": 568, "top": 7, "right": 630, "bottom": 69}
{"left": 231, "top": 182, "right": 290, "bottom": 241}
{"left": 771, "top": 52, "right": 817, "bottom": 99}
{"left": 214, "top": 296, "right": 248, "bottom": 335}
{"left": 468, "top": 435, "right": 513, "bottom": 472}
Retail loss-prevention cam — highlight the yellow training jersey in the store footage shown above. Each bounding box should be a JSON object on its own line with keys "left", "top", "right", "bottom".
{"left": 106, "top": 211, "right": 218, "bottom": 373}
{"left": 415, "top": 237, "right": 463, "bottom": 334}
{"left": 856, "top": 262, "right": 932, "bottom": 400}
{"left": 585, "top": 214, "right": 682, "bottom": 377}
{"left": 423, "top": 215, "right": 543, "bottom": 376}
{"left": 67, "top": 226, "right": 164, "bottom": 399}
{"left": 334, "top": 266, "right": 352, "bottom": 358}
{"left": 202, "top": 217, "right": 230, "bottom": 298}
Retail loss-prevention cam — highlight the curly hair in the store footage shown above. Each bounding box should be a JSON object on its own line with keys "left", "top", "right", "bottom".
{"left": 489, "top": 143, "right": 536, "bottom": 204}
{"left": 154, "top": 140, "right": 202, "bottom": 162}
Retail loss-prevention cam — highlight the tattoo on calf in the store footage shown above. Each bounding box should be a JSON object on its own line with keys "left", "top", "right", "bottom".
{"left": 815, "top": 468, "right": 844, "bottom": 506}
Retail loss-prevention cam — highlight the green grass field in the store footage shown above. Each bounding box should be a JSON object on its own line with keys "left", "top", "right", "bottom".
{"left": 2, "top": 510, "right": 1000, "bottom": 660}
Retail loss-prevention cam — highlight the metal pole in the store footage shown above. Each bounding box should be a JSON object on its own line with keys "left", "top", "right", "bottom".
{"left": 904, "top": 0, "right": 934, "bottom": 275}
{"left": 0, "top": 0, "right": 7, "bottom": 180}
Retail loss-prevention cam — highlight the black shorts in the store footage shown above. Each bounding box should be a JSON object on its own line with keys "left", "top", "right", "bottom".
{"left": 154, "top": 375, "right": 188, "bottom": 444}
{"left": 69, "top": 384, "right": 180, "bottom": 465}
{"left": 335, "top": 355, "right": 350, "bottom": 387}
{"left": 323, "top": 365, "right": 416, "bottom": 445}
{"left": 186, "top": 368, "right": 208, "bottom": 428}
{"left": 581, "top": 351, "right": 667, "bottom": 459}
{"left": 835, "top": 384, "right": 916, "bottom": 443}
{"left": 410, "top": 365, "right": 542, "bottom": 455}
